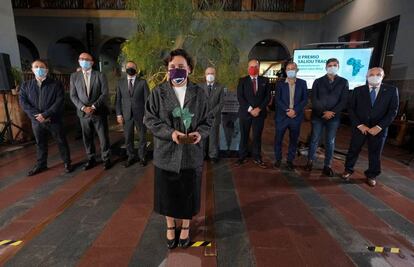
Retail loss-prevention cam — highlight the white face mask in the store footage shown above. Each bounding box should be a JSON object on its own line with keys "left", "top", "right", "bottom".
{"left": 326, "top": 66, "right": 338, "bottom": 75}
{"left": 367, "top": 75, "right": 383, "bottom": 86}
{"left": 206, "top": 74, "right": 215, "bottom": 83}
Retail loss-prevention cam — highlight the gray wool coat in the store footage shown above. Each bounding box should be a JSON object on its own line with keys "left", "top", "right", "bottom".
{"left": 144, "top": 81, "right": 212, "bottom": 173}
{"left": 198, "top": 82, "right": 225, "bottom": 126}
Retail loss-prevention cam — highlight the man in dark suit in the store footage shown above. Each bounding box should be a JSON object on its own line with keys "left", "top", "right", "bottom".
{"left": 20, "top": 59, "right": 72, "bottom": 176}
{"left": 115, "top": 61, "right": 149, "bottom": 167}
{"left": 70, "top": 52, "right": 111, "bottom": 170}
{"left": 236, "top": 59, "right": 270, "bottom": 168}
{"left": 342, "top": 67, "right": 399, "bottom": 187}
{"left": 305, "top": 58, "right": 349, "bottom": 176}
{"left": 199, "top": 67, "right": 225, "bottom": 163}
{"left": 273, "top": 62, "right": 308, "bottom": 170}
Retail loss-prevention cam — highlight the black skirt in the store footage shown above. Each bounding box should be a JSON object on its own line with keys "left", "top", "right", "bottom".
{"left": 154, "top": 166, "right": 201, "bottom": 219}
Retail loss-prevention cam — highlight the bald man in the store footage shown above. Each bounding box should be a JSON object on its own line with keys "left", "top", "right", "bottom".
{"left": 70, "top": 52, "right": 112, "bottom": 170}
{"left": 236, "top": 59, "right": 270, "bottom": 168}
{"left": 199, "top": 67, "right": 225, "bottom": 163}
{"left": 342, "top": 67, "right": 399, "bottom": 187}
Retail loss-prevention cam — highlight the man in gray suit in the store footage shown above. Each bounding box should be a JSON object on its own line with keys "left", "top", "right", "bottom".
{"left": 70, "top": 52, "right": 111, "bottom": 170}
{"left": 199, "top": 67, "right": 225, "bottom": 163}
{"left": 115, "top": 61, "right": 150, "bottom": 167}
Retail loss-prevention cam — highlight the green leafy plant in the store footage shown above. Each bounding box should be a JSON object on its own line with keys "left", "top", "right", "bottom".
{"left": 10, "top": 67, "right": 23, "bottom": 87}
{"left": 172, "top": 106, "right": 194, "bottom": 134}
{"left": 122, "top": 0, "right": 246, "bottom": 90}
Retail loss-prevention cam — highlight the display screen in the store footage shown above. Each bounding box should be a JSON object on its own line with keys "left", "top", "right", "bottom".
{"left": 293, "top": 48, "right": 373, "bottom": 89}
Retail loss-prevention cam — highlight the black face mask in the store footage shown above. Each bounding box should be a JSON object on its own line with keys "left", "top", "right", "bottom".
{"left": 126, "top": 68, "right": 137, "bottom": 76}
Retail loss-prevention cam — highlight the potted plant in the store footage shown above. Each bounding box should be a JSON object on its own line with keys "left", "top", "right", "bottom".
{"left": 10, "top": 67, "right": 23, "bottom": 95}
{"left": 172, "top": 106, "right": 195, "bottom": 144}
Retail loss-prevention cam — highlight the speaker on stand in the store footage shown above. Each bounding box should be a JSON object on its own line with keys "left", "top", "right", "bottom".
{"left": 0, "top": 53, "right": 27, "bottom": 144}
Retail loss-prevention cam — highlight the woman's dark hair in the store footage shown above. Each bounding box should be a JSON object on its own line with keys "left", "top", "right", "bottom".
{"left": 163, "top": 49, "right": 194, "bottom": 72}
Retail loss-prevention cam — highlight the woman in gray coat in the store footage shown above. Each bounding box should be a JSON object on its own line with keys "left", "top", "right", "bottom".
{"left": 144, "top": 49, "right": 211, "bottom": 249}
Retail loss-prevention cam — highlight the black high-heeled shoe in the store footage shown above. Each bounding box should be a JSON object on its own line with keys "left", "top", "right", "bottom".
{"left": 178, "top": 226, "right": 191, "bottom": 248}
{"left": 166, "top": 224, "right": 177, "bottom": 249}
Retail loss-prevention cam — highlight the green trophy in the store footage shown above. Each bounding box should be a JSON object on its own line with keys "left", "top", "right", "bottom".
{"left": 172, "top": 107, "right": 195, "bottom": 144}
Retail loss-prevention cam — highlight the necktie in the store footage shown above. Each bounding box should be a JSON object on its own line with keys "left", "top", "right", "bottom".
{"left": 128, "top": 79, "right": 133, "bottom": 96}
{"left": 370, "top": 87, "right": 377, "bottom": 107}
{"left": 252, "top": 78, "right": 257, "bottom": 95}
{"left": 207, "top": 84, "right": 212, "bottom": 96}
{"left": 84, "top": 72, "right": 90, "bottom": 97}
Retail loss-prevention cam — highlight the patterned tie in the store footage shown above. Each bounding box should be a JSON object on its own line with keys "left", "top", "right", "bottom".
{"left": 252, "top": 78, "right": 257, "bottom": 95}
{"left": 128, "top": 79, "right": 133, "bottom": 96}
{"left": 370, "top": 87, "right": 377, "bottom": 107}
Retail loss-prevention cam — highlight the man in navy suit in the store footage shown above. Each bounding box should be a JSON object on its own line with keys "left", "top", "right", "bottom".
{"left": 236, "top": 59, "right": 270, "bottom": 168}
{"left": 342, "top": 67, "right": 399, "bottom": 187}
{"left": 273, "top": 62, "right": 308, "bottom": 170}
{"left": 19, "top": 59, "right": 72, "bottom": 176}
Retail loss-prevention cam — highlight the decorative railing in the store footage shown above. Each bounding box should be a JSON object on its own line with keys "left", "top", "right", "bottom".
{"left": 253, "top": 0, "right": 294, "bottom": 12}
{"left": 13, "top": 0, "right": 303, "bottom": 12}
{"left": 12, "top": 0, "right": 125, "bottom": 9}
{"left": 198, "top": 0, "right": 242, "bottom": 11}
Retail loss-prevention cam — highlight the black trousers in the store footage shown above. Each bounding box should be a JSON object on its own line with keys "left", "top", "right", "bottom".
{"left": 123, "top": 118, "right": 147, "bottom": 160}
{"left": 344, "top": 128, "right": 387, "bottom": 179}
{"left": 79, "top": 115, "right": 111, "bottom": 161}
{"left": 238, "top": 115, "right": 265, "bottom": 160}
{"left": 32, "top": 122, "right": 71, "bottom": 167}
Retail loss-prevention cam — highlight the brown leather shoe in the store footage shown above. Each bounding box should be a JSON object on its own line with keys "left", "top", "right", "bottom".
{"left": 367, "top": 178, "right": 377, "bottom": 187}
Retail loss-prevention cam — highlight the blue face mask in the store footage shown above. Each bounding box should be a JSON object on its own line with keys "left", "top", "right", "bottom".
{"left": 79, "top": 60, "right": 92, "bottom": 70}
{"left": 286, "top": 70, "right": 296, "bottom": 79}
{"left": 33, "top": 67, "right": 47, "bottom": 78}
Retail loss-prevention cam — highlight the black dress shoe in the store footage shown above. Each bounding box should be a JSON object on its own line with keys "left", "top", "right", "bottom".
{"left": 341, "top": 171, "right": 352, "bottom": 182}
{"left": 123, "top": 158, "right": 135, "bottom": 168}
{"left": 235, "top": 158, "right": 248, "bottom": 166}
{"left": 83, "top": 159, "right": 96, "bottom": 171}
{"left": 286, "top": 161, "right": 295, "bottom": 171}
{"left": 178, "top": 226, "right": 191, "bottom": 248}
{"left": 103, "top": 160, "right": 112, "bottom": 170}
{"left": 253, "top": 159, "right": 267, "bottom": 169}
{"left": 139, "top": 158, "right": 147, "bottom": 167}
{"left": 64, "top": 163, "right": 73, "bottom": 173}
{"left": 166, "top": 224, "right": 177, "bottom": 249}
{"left": 273, "top": 160, "right": 281, "bottom": 169}
{"left": 211, "top": 157, "right": 219, "bottom": 164}
{"left": 322, "top": 166, "right": 334, "bottom": 177}
{"left": 304, "top": 160, "right": 313, "bottom": 172}
{"left": 27, "top": 165, "right": 48, "bottom": 176}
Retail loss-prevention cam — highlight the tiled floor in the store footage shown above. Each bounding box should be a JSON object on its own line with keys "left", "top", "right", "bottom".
{"left": 0, "top": 117, "right": 413, "bottom": 266}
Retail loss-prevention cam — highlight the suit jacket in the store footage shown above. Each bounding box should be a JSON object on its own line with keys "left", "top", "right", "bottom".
{"left": 198, "top": 82, "right": 225, "bottom": 125}
{"left": 115, "top": 76, "right": 150, "bottom": 122}
{"left": 237, "top": 75, "right": 270, "bottom": 119}
{"left": 70, "top": 70, "right": 109, "bottom": 117}
{"left": 19, "top": 77, "right": 64, "bottom": 124}
{"left": 274, "top": 78, "right": 308, "bottom": 123}
{"left": 144, "top": 81, "right": 212, "bottom": 173}
{"left": 311, "top": 75, "right": 349, "bottom": 118}
{"left": 348, "top": 83, "right": 399, "bottom": 135}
